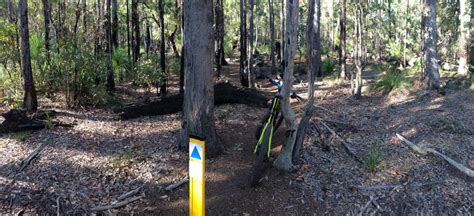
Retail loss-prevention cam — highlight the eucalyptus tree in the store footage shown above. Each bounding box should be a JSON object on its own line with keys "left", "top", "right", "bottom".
{"left": 421, "top": 0, "right": 441, "bottom": 90}
{"left": 458, "top": 0, "right": 471, "bottom": 77}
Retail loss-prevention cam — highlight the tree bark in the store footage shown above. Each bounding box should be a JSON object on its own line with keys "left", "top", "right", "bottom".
{"left": 111, "top": 0, "right": 118, "bottom": 49}
{"left": 352, "top": 2, "right": 365, "bottom": 99}
{"left": 179, "top": 0, "right": 222, "bottom": 158}
{"left": 179, "top": 0, "right": 185, "bottom": 94}
{"left": 214, "top": 0, "right": 225, "bottom": 78}
{"left": 159, "top": 0, "right": 167, "bottom": 96}
{"left": 104, "top": 0, "right": 115, "bottom": 91}
{"left": 422, "top": 0, "right": 441, "bottom": 90}
{"left": 247, "top": 0, "right": 256, "bottom": 88}
{"left": 42, "top": 0, "right": 51, "bottom": 62}
{"left": 18, "top": 0, "right": 38, "bottom": 111}
{"left": 268, "top": 0, "right": 276, "bottom": 74}
{"left": 280, "top": 0, "right": 285, "bottom": 65}
{"left": 458, "top": 0, "right": 471, "bottom": 77}
{"left": 131, "top": 0, "right": 140, "bottom": 64}
{"left": 239, "top": 0, "right": 248, "bottom": 87}
{"left": 338, "top": 0, "right": 346, "bottom": 80}
{"left": 273, "top": 0, "right": 299, "bottom": 172}
{"left": 292, "top": 0, "right": 320, "bottom": 164}
{"left": 126, "top": 0, "right": 131, "bottom": 61}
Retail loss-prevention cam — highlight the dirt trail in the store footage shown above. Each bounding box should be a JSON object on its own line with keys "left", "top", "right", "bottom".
{"left": 1, "top": 62, "right": 473, "bottom": 215}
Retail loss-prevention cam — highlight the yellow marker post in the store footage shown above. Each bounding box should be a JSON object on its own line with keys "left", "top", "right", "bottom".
{"left": 189, "top": 135, "right": 205, "bottom": 216}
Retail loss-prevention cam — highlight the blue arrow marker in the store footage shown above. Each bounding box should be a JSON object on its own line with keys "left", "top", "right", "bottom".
{"left": 191, "top": 146, "right": 201, "bottom": 160}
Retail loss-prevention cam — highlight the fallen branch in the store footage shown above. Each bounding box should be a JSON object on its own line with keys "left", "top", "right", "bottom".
{"left": 319, "top": 121, "right": 364, "bottom": 164}
{"left": 396, "top": 133, "right": 474, "bottom": 178}
{"left": 90, "top": 195, "right": 142, "bottom": 211}
{"left": 165, "top": 176, "right": 189, "bottom": 191}
{"left": 358, "top": 196, "right": 375, "bottom": 216}
{"left": 56, "top": 196, "right": 60, "bottom": 216}
{"left": 117, "top": 186, "right": 143, "bottom": 201}
{"left": 18, "top": 143, "right": 47, "bottom": 172}
{"left": 313, "top": 105, "right": 336, "bottom": 114}
{"left": 352, "top": 184, "right": 401, "bottom": 191}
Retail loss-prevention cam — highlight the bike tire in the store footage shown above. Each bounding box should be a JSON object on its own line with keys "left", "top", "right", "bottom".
{"left": 250, "top": 124, "right": 272, "bottom": 187}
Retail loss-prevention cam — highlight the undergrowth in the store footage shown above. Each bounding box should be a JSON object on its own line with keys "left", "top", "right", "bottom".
{"left": 369, "top": 64, "right": 412, "bottom": 94}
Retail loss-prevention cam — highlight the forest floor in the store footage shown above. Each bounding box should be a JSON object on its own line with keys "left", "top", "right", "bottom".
{"left": 0, "top": 61, "right": 473, "bottom": 215}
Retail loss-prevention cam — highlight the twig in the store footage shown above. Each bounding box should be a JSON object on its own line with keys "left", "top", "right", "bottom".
{"left": 165, "top": 176, "right": 189, "bottom": 191}
{"left": 396, "top": 133, "right": 474, "bottom": 178}
{"left": 18, "top": 143, "right": 47, "bottom": 172}
{"left": 313, "top": 105, "right": 336, "bottom": 114}
{"left": 358, "top": 196, "right": 375, "bottom": 216}
{"left": 90, "top": 195, "right": 142, "bottom": 211}
{"left": 117, "top": 186, "right": 142, "bottom": 201}
{"left": 319, "top": 121, "right": 364, "bottom": 164}
{"left": 56, "top": 196, "right": 60, "bottom": 216}
{"left": 353, "top": 184, "right": 401, "bottom": 191}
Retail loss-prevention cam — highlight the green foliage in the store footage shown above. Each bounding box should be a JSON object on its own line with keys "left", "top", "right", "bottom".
{"left": 369, "top": 66, "right": 412, "bottom": 94}
{"left": 387, "top": 41, "right": 403, "bottom": 60}
{"left": 0, "top": 20, "right": 19, "bottom": 62}
{"left": 134, "top": 55, "right": 165, "bottom": 88}
{"left": 0, "top": 67, "right": 22, "bottom": 108}
{"left": 365, "top": 147, "right": 381, "bottom": 173}
{"left": 322, "top": 59, "right": 339, "bottom": 80}
{"left": 112, "top": 47, "right": 132, "bottom": 82}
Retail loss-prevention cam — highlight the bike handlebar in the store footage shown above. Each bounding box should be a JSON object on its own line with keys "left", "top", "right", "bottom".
{"left": 266, "top": 77, "right": 303, "bottom": 102}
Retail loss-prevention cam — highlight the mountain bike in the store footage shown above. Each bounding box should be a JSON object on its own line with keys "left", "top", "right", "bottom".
{"left": 250, "top": 77, "right": 302, "bottom": 186}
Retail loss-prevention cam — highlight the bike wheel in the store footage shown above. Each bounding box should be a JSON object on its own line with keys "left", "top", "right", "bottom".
{"left": 250, "top": 124, "right": 272, "bottom": 187}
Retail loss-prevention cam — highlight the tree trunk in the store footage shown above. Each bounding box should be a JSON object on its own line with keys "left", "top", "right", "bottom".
{"left": 131, "top": 0, "right": 140, "bottom": 64}
{"left": 104, "top": 0, "right": 115, "bottom": 91}
{"left": 82, "top": 0, "right": 87, "bottom": 36}
{"left": 179, "top": 0, "right": 185, "bottom": 94}
{"left": 292, "top": 0, "right": 320, "bottom": 164}
{"left": 338, "top": 0, "right": 346, "bottom": 80}
{"left": 95, "top": 0, "right": 102, "bottom": 55}
{"left": 458, "top": 0, "right": 471, "bottom": 77}
{"left": 159, "top": 0, "right": 167, "bottom": 96}
{"left": 18, "top": 0, "right": 38, "bottom": 111}
{"left": 352, "top": 2, "right": 365, "bottom": 99}
{"left": 179, "top": 0, "right": 222, "bottom": 158}
{"left": 280, "top": 0, "right": 285, "bottom": 65}
{"left": 269, "top": 0, "right": 276, "bottom": 74}
{"left": 214, "top": 0, "right": 225, "bottom": 78}
{"left": 126, "top": 0, "right": 131, "bottom": 61}
{"left": 247, "top": 0, "right": 256, "bottom": 88}
{"left": 111, "top": 0, "right": 118, "bottom": 49}
{"left": 42, "top": 0, "right": 51, "bottom": 62}
{"left": 273, "top": 0, "right": 299, "bottom": 172}
{"left": 239, "top": 0, "right": 248, "bottom": 87}
{"left": 422, "top": 0, "right": 441, "bottom": 90}
{"left": 145, "top": 20, "right": 151, "bottom": 54}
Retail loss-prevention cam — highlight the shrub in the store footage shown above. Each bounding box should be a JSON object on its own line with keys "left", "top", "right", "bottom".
{"left": 369, "top": 66, "right": 412, "bottom": 94}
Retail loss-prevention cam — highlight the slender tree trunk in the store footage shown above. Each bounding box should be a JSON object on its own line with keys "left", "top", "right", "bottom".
{"left": 19, "top": 0, "right": 38, "bottom": 111}
{"left": 293, "top": 0, "right": 320, "bottom": 164}
{"left": 247, "top": 0, "right": 256, "bottom": 88}
{"left": 82, "top": 0, "right": 87, "bottom": 36}
{"left": 95, "top": 0, "right": 102, "bottom": 55}
{"left": 131, "top": 0, "right": 140, "bottom": 64}
{"left": 42, "top": 0, "right": 51, "bottom": 62}
{"left": 338, "top": 0, "right": 346, "bottom": 80}
{"left": 239, "top": 0, "right": 248, "bottom": 87}
{"left": 111, "top": 0, "right": 118, "bottom": 49}
{"left": 145, "top": 20, "right": 151, "bottom": 54}
{"left": 269, "top": 0, "right": 276, "bottom": 74}
{"left": 422, "top": 0, "right": 441, "bottom": 90}
{"left": 179, "top": 0, "right": 222, "bottom": 157}
{"left": 126, "top": 0, "right": 131, "bottom": 61}
{"left": 159, "top": 0, "right": 167, "bottom": 96}
{"left": 273, "top": 0, "right": 299, "bottom": 172}
{"left": 458, "top": 0, "right": 471, "bottom": 77}
{"left": 104, "top": 0, "right": 115, "bottom": 91}
{"left": 353, "top": 2, "right": 365, "bottom": 99}
{"left": 403, "top": 0, "right": 409, "bottom": 68}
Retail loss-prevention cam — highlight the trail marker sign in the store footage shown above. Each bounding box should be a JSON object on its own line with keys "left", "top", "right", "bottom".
{"left": 189, "top": 135, "right": 205, "bottom": 216}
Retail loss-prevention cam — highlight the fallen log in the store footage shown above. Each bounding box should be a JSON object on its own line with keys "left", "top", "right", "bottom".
{"left": 0, "top": 109, "right": 73, "bottom": 135}
{"left": 165, "top": 176, "right": 189, "bottom": 191}
{"left": 396, "top": 133, "right": 474, "bottom": 178}
{"left": 319, "top": 121, "right": 364, "bottom": 164}
{"left": 18, "top": 142, "right": 47, "bottom": 172}
{"left": 114, "top": 82, "right": 269, "bottom": 120}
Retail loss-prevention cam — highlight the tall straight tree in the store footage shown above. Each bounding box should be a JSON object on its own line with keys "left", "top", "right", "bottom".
{"left": 131, "top": 0, "right": 140, "bottom": 64}
{"left": 159, "top": 0, "right": 167, "bottom": 96}
{"left": 111, "top": 0, "right": 118, "bottom": 48}
{"left": 280, "top": 0, "right": 285, "bottom": 64}
{"left": 292, "top": 0, "right": 320, "bottom": 164}
{"left": 104, "top": 0, "right": 115, "bottom": 91}
{"left": 273, "top": 0, "right": 299, "bottom": 172}
{"left": 268, "top": 0, "right": 276, "bottom": 74}
{"left": 42, "top": 0, "right": 51, "bottom": 62}
{"left": 458, "top": 0, "right": 471, "bottom": 77}
{"left": 247, "top": 0, "right": 256, "bottom": 88}
{"left": 126, "top": 0, "right": 131, "bottom": 60}
{"left": 352, "top": 2, "right": 365, "bottom": 99}
{"left": 18, "top": 0, "right": 38, "bottom": 111}
{"left": 338, "top": 0, "right": 346, "bottom": 80}
{"left": 179, "top": 0, "right": 222, "bottom": 157}
{"left": 421, "top": 0, "right": 441, "bottom": 90}
{"left": 214, "top": 0, "right": 225, "bottom": 77}
{"left": 239, "top": 0, "right": 248, "bottom": 87}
